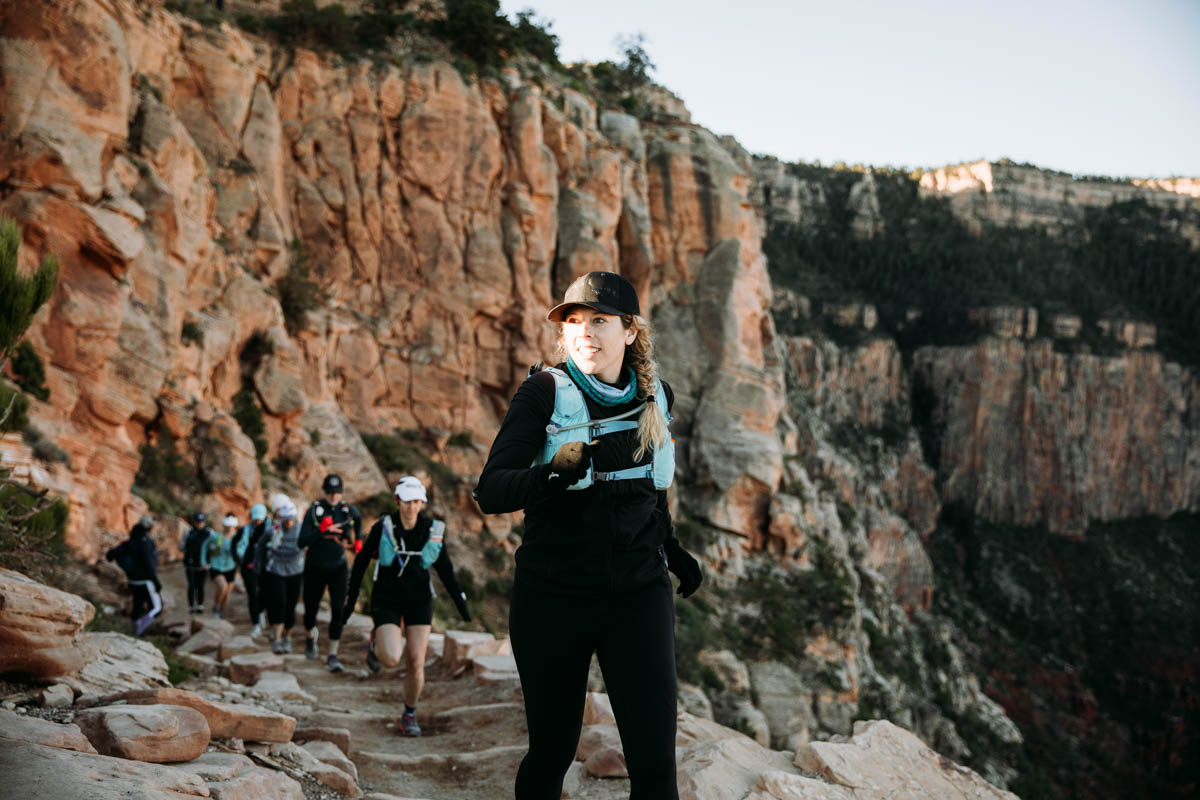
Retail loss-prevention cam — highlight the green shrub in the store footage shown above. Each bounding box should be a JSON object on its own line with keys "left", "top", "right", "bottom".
{"left": 308, "top": 427, "right": 321, "bottom": 446}
{"left": 0, "top": 216, "right": 59, "bottom": 373}
{"left": 511, "top": 9, "right": 560, "bottom": 66}
{"left": 234, "top": 12, "right": 260, "bottom": 33}
{"left": 239, "top": 329, "right": 275, "bottom": 372}
{"left": 0, "top": 381, "right": 30, "bottom": 434}
{"left": 447, "top": 431, "right": 473, "bottom": 447}
{"left": 180, "top": 321, "right": 204, "bottom": 346}
{"left": 132, "top": 428, "right": 202, "bottom": 518}
{"left": 231, "top": 390, "right": 268, "bottom": 458}
{"left": 276, "top": 240, "right": 324, "bottom": 335}
{"left": 22, "top": 427, "right": 71, "bottom": 467}
{"left": 11, "top": 341, "right": 49, "bottom": 402}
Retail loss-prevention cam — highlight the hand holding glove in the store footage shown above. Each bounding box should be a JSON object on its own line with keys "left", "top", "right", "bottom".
{"left": 453, "top": 591, "right": 472, "bottom": 622}
{"left": 663, "top": 537, "right": 703, "bottom": 599}
{"left": 545, "top": 440, "right": 593, "bottom": 490}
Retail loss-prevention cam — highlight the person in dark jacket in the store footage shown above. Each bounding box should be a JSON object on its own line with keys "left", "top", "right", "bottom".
{"left": 474, "top": 271, "right": 703, "bottom": 800}
{"left": 344, "top": 476, "right": 471, "bottom": 736}
{"left": 105, "top": 515, "right": 163, "bottom": 636}
{"left": 258, "top": 494, "right": 305, "bottom": 654}
{"left": 298, "top": 473, "right": 362, "bottom": 673}
{"left": 180, "top": 511, "right": 214, "bottom": 614}
{"left": 234, "top": 503, "right": 269, "bottom": 637}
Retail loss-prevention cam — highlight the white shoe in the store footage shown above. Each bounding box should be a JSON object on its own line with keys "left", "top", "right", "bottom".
{"left": 250, "top": 623, "right": 263, "bottom": 638}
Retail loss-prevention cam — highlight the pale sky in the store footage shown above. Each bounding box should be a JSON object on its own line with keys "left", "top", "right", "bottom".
{"left": 501, "top": 0, "right": 1200, "bottom": 179}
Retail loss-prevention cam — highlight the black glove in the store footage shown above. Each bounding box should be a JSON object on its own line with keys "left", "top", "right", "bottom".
{"left": 453, "top": 591, "right": 472, "bottom": 622}
{"left": 663, "top": 537, "right": 703, "bottom": 599}
{"left": 545, "top": 441, "right": 593, "bottom": 490}
{"left": 154, "top": 579, "right": 163, "bottom": 593}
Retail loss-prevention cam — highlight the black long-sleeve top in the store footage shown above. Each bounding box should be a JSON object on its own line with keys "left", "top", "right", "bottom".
{"left": 474, "top": 367, "right": 677, "bottom": 596}
{"left": 346, "top": 511, "right": 467, "bottom": 614}
{"left": 298, "top": 498, "right": 362, "bottom": 570}
{"left": 106, "top": 524, "right": 160, "bottom": 586}
{"left": 237, "top": 521, "right": 267, "bottom": 572}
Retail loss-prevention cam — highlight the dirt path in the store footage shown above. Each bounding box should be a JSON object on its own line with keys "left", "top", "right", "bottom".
{"left": 160, "top": 562, "right": 630, "bottom": 799}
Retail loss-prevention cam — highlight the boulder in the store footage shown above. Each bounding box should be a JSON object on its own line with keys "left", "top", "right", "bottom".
{"left": 576, "top": 723, "right": 626, "bottom": 778}
{"left": 793, "top": 720, "right": 1020, "bottom": 799}
{"left": 293, "top": 725, "right": 351, "bottom": 754}
{"left": 303, "top": 739, "right": 358, "bottom": 781}
{"left": 176, "top": 751, "right": 304, "bottom": 800}
{"left": 442, "top": 630, "right": 497, "bottom": 671}
{"left": 677, "top": 735, "right": 796, "bottom": 800}
{"left": 177, "top": 626, "right": 226, "bottom": 655}
{"left": 75, "top": 703, "right": 211, "bottom": 763}
{"left": 471, "top": 653, "right": 518, "bottom": 677}
{"left": 251, "top": 671, "right": 316, "bottom": 705}
{"left": 712, "top": 693, "right": 771, "bottom": 747}
{"left": 101, "top": 688, "right": 296, "bottom": 742}
{"left": 582, "top": 692, "right": 615, "bottom": 725}
{"left": 561, "top": 760, "right": 586, "bottom": 798}
{"left": 60, "top": 632, "right": 171, "bottom": 695}
{"left": 675, "top": 711, "right": 748, "bottom": 748}
{"left": 697, "top": 650, "right": 751, "bottom": 695}
{"left": 41, "top": 683, "right": 75, "bottom": 708}
{"left": 271, "top": 741, "right": 361, "bottom": 797}
{"left": 0, "top": 738, "right": 209, "bottom": 799}
{"left": 678, "top": 683, "right": 714, "bottom": 721}
{"left": 0, "top": 568, "right": 95, "bottom": 680}
{"left": 217, "top": 635, "right": 259, "bottom": 662}
{"left": 228, "top": 652, "right": 284, "bottom": 685}
{"left": 0, "top": 707, "right": 97, "bottom": 753}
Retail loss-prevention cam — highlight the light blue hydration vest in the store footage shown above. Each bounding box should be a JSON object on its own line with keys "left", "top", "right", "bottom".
{"left": 532, "top": 367, "right": 674, "bottom": 490}
{"left": 377, "top": 516, "right": 445, "bottom": 579}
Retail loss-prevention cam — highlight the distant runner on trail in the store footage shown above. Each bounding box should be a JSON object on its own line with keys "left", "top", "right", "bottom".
{"left": 344, "top": 476, "right": 472, "bottom": 737}
{"left": 474, "top": 271, "right": 703, "bottom": 800}
{"left": 233, "top": 503, "right": 269, "bottom": 637}
{"left": 256, "top": 494, "right": 305, "bottom": 654}
{"left": 105, "top": 515, "right": 163, "bottom": 636}
{"left": 206, "top": 513, "right": 240, "bottom": 619}
{"left": 298, "top": 473, "right": 362, "bottom": 673}
{"left": 180, "top": 511, "right": 215, "bottom": 614}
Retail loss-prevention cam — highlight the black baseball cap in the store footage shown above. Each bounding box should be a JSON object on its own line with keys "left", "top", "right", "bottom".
{"left": 323, "top": 473, "right": 343, "bottom": 494}
{"left": 547, "top": 271, "right": 640, "bottom": 322}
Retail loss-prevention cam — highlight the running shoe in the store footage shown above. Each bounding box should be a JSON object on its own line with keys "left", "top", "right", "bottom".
{"left": 133, "top": 614, "right": 153, "bottom": 637}
{"left": 250, "top": 622, "right": 263, "bottom": 638}
{"left": 305, "top": 636, "right": 318, "bottom": 660}
{"left": 365, "top": 642, "right": 381, "bottom": 674}
{"left": 400, "top": 710, "right": 421, "bottom": 737}
{"left": 327, "top": 654, "right": 344, "bottom": 673}
{"left": 271, "top": 638, "right": 285, "bottom": 654}
{"left": 281, "top": 636, "right": 293, "bottom": 654}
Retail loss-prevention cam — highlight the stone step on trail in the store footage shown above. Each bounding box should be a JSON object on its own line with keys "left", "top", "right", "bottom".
{"left": 74, "top": 703, "right": 211, "bottom": 763}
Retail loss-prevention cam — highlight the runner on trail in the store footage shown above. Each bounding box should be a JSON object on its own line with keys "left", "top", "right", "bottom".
{"left": 344, "top": 476, "right": 472, "bottom": 736}
{"left": 180, "top": 511, "right": 214, "bottom": 614}
{"left": 298, "top": 473, "right": 362, "bottom": 673}
{"left": 256, "top": 494, "right": 305, "bottom": 654}
{"left": 105, "top": 515, "right": 163, "bottom": 636}
{"left": 206, "top": 513, "right": 240, "bottom": 619}
{"left": 233, "top": 503, "right": 269, "bottom": 637}
{"left": 474, "top": 271, "right": 704, "bottom": 800}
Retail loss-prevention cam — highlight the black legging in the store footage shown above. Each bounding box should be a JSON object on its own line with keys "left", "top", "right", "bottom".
{"left": 261, "top": 572, "right": 303, "bottom": 629}
{"left": 303, "top": 563, "right": 348, "bottom": 640}
{"left": 509, "top": 574, "right": 678, "bottom": 800}
{"left": 241, "top": 567, "right": 262, "bottom": 622}
{"left": 185, "top": 568, "right": 206, "bottom": 608}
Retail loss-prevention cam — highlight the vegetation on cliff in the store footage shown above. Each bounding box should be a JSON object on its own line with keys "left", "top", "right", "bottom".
{"left": 928, "top": 506, "right": 1200, "bottom": 800}
{"left": 764, "top": 166, "right": 1200, "bottom": 367}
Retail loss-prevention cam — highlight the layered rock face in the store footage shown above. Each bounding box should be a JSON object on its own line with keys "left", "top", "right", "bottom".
{"left": 0, "top": 0, "right": 775, "bottom": 555}
{"left": 913, "top": 338, "right": 1200, "bottom": 536}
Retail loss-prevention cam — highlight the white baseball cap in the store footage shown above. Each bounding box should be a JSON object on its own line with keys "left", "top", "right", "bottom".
{"left": 394, "top": 476, "right": 427, "bottom": 503}
{"left": 269, "top": 493, "right": 291, "bottom": 513}
{"left": 222, "top": 514, "right": 239, "bottom": 528}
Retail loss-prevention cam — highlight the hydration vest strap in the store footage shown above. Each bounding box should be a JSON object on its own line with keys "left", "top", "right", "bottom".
{"left": 545, "top": 403, "right": 645, "bottom": 435}
{"left": 593, "top": 465, "right": 655, "bottom": 482}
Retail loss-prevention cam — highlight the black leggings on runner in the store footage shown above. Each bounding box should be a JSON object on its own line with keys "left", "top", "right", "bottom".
{"left": 241, "top": 568, "right": 262, "bottom": 622}
{"left": 185, "top": 568, "right": 206, "bottom": 608}
{"left": 303, "top": 563, "right": 348, "bottom": 640}
{"left": 509, "top": 573, "right": 678, "bottom": 800}
{"left": 261, "top": 572, "right": 303, "bottom": 629}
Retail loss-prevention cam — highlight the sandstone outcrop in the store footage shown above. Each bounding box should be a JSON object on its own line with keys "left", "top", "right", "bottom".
{"left": 0, "top": 567, "right": 95, "bottom": 679}
{"left": 0, "top": 738, "right": 211, "bottom": 799}
{"left": 0, "top": 706, "right": 98, "bottom": 753}
{"left": 75, "top": 703, "right": 211, "bottom": 762}
{"left": 101, "top": 687, "right": 296, "bottom": 742}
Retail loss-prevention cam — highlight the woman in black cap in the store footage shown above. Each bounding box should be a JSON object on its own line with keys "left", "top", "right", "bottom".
{"left": 475, "top": 270, "right": 703, "bottom": 800}
{"left": 298, "top": 473, "right": 362, "bottom": 672}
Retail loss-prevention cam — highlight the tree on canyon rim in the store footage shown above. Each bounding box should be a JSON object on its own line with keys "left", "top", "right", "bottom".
{"left": 0, "top": 216, "right": 66, "bottom": 567}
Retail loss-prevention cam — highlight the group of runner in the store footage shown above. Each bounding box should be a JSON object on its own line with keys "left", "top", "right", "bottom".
{"left": 109, "top": 472, "right": 471, "bottom": 736}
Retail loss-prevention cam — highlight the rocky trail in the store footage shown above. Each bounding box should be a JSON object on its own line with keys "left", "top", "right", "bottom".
{"left": 1, "top": 561, "right": 1019, "bottom": 799}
